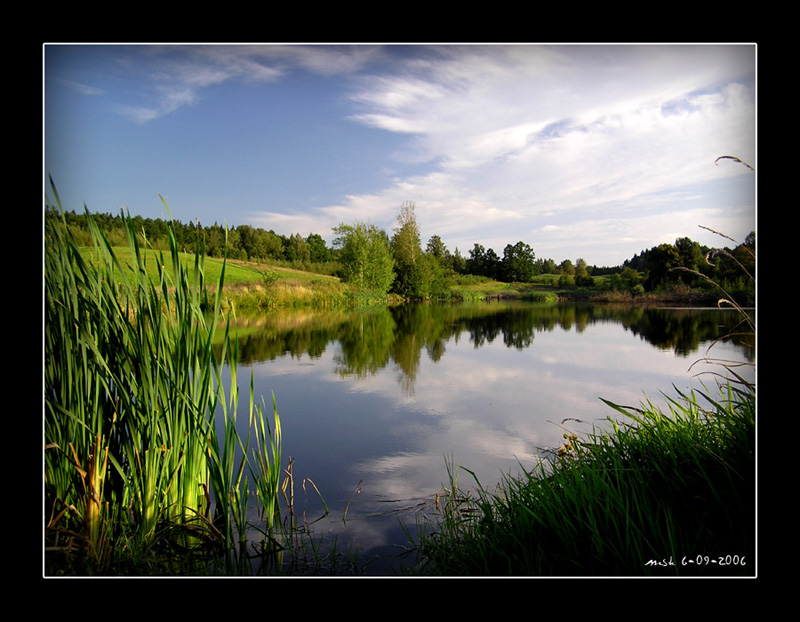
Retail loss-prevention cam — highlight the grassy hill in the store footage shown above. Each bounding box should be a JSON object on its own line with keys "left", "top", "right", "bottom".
{"left": 80, "top": 245, "right": 317, "bottom": 285}
{"left": 78, "top": 245, "right": 371, "bottom": 309}
{"left": 80, "top": 245, "right": 699, "bottom": 309}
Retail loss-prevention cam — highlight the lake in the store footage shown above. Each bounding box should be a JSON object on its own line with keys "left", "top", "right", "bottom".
{"left": 222, "top": 301, "right": 755, "bottom": 575}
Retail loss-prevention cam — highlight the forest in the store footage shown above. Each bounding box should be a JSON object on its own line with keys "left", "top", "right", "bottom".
{"left": 47, "top": 200, "right": 755, "bottom": 302}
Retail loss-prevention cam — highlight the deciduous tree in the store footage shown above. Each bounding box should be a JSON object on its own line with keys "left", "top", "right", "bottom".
{"left": 333, "top": 222, "right": 395, "bottom": 293}
{"left": 501, "top": 241, "right": 536, "bottom": 282}
{"left": 306, "top": 233, "right": 331, "bottom": 262}
{"left": 392, "top": 201, "right": 429, "bottom": 298}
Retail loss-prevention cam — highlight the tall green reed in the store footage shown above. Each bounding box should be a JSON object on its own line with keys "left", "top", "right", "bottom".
{"left": 249, "top": 390, "right": 282, "bottom": 533}
{"left": 45, "top": 180, "right": 283, "bottom": 572}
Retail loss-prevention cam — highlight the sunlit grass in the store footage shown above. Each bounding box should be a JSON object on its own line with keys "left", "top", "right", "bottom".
{"left": 416, "top": 378, "right": 755, "bottom": 576}
{"left": 45, "top": 187, "right": 284, "bottom": 575}
{"left": 79, "top": 245, "right": 269, "bottom": 287}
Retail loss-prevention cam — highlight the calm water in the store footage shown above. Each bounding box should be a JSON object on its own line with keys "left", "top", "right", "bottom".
{"left": 222, "top": 301, "right": 755, "bottom": 575}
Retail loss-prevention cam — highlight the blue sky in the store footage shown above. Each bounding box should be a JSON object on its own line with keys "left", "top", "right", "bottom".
{"left": 44, "top": 43, "right": 756, "bottom": 267}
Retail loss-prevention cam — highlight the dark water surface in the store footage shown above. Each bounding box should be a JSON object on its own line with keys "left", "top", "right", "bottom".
{"left": 222, "top": 301, "right": 755, "bottom": 575}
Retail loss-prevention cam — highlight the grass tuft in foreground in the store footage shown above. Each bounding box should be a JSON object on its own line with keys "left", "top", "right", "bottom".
{"left": 45, "top": 182, "right": 283, "bottom": 575}
{"left": 416, "top": 376, "right": 755, "bottom": 576}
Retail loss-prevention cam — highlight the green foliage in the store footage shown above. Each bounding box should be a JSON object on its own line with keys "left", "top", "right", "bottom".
{"left": 451, "top": 247, "right": 467, "bottom": 274}
{"left": 49, "top": 197, "right": 754, "bottom": 303}
{"left": 45, "top": 184, "right": 283, "bottom": 574}
{"left": 305, "top": 232, "right": 332, "bottom": 262}
{"left": 466, "top": 244, "right": 500, "bottom": 280}
{"left": 284, "top": 232, "right": 310, "bottom": 263}
{"left": 46, "top": 207, "right": 339, "bottom": 268}
{"left": 392, "top": 201, "right": 422, "bottom": 266}
{"left": 426, "top": 234, "right": 447, "bottom": 261}
{"left": 675, "top": 236, "right": 705, "bottom": 272}
{"left": 333, "top": 221, "right": 395, "bottom": 293}
{"left": 500, "top": 241, "right": 536, "bottom": 282}
{"left": 643, "top": 243, "right": 681, "bottom": 290}
{"left": 417, "top": 380, "right": 755, "bottom": 576}
{"left": 238, "top": 224, "right": 283, "bottom": 261}
{"left": 624, "top": 230, "right": 755, "bottom": 300}
{"left": 391, "top": 201, "right": 430, "bottom": 298}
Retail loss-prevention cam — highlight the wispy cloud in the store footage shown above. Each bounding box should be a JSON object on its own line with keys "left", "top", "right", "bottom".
{"left": 187, "top": 45, "right": 755, "bottom": 261}
{"left": 55, "top": 78, "right": 104, "bottom": 96}
{"left": 110, "top": 45, "right": 387, "bottom": 123}
{"left": 318, "top": 44, "right": 755, "bottom": 260}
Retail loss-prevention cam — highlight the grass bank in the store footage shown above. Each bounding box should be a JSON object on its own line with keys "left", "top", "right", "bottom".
{"left": 412, "top": 237, "right": 756, "bottom": 577}
{"left": 414, "top": 365, "right": 755, "bottom": 576}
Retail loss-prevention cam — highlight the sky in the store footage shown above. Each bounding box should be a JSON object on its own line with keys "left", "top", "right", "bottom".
{"left": 43, "top": 43, "right": 756, "bottom": 267}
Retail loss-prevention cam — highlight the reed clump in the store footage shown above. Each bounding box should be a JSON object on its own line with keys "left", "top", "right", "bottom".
{"left": 45, "top": 183, "right": 283, "bottom": 575}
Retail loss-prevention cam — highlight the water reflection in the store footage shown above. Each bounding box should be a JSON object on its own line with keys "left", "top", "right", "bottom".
{"left": 225, "top": 302, "right": 754, "bottom": 392}
{"left": 219, "top": 302, "right": 754, "bottom": 574}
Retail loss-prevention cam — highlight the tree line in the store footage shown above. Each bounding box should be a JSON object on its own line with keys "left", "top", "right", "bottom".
{"left": 47, "top": 203, "right": 755, "bottom": 299}
{"left": 50, "top": 208, "right": 334, "bottom": 264}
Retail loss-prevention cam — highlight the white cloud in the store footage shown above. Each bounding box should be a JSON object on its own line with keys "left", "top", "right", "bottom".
{"left": 320, "top": 44, "right": 756, "bottom": 263}
{"left": 111, "top": 44, "right": 387, "bottom": 124}
{"left": 56, "top": 79, "right": 104, "bottom": 96}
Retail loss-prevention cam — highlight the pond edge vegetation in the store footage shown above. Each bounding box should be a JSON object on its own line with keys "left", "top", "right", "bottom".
{"left": 413, "top": 370, "right": 755, "bottom": 576}
{"left": 45, "top": 186, "right": 293, "bottom": 575}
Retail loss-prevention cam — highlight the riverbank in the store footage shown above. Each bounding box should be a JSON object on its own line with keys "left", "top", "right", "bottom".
{"left": 221, "top": 279, "right": 737, "bottom": 312}
{"left": 215, "top": 257, "right": 739, "bottom": 311}
{"left": 81, "top": 247, "right": 746, "bottom": 310}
